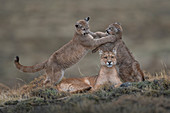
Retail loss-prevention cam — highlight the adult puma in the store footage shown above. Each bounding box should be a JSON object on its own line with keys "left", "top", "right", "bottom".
{"left": 56, "top": 49, "right": 122, "bottom": 93}
{"left": 90, "top": 22, "right": 145, "bottom": 82}
{"left": 14, "top": 17, "right": 118, "bottom": 85}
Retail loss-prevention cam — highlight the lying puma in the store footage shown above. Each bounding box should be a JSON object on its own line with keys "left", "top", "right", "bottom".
{"left": 56, "top": 49, "right": 122, "bottom": 93}
{"left": 90, "top": 22, "right": 145, "bottom": 82}
{"left": 14, "top": 17, "right": 119, "bottom": 85}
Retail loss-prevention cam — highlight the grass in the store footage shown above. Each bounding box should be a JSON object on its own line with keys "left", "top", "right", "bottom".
{"left": 0, "top": 73, "right": 170, "bottom": 113}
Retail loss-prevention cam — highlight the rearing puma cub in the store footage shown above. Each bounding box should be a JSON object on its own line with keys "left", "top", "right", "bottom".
{"left": 90, "top": 22, "right": 145, "bottom": 82}
{"left": 14, "top": 17, "right": 118, "bottom": 85}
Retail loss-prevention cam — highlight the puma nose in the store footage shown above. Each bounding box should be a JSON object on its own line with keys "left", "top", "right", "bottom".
{"left": 108, "top": 61, "right": 112, "bottom": 65}
{"left": 106, "top": 61, "right": 113, "bottom": 67}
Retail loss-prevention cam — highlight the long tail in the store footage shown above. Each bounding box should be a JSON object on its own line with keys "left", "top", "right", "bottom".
{"left": 14, "top": 56, "right": 47, "bottom": 73}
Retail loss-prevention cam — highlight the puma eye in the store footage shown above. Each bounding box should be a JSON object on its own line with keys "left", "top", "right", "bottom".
{"left": 82, "top": 28, "right": 85, "bottom": 30}
{"left": 111, "top": 56, "right": 114, "bottom": 58}
{"left": 104, "top": 56, "right": 107, "bottom": 59}
{"left": 109, "top": 27, "right": 113, "bottom": 30}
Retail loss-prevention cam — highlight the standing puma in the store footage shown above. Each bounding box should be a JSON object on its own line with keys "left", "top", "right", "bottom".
{"left": 14, "top": 17, "right": 119, "bottom": 85}
{"left": 90, "top": 22, "right": 145, "bottom": 82}
{"left": 56, "top": 49, "right": 122, "bottom": 93}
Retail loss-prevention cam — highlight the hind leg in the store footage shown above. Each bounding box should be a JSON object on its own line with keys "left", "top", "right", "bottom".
{"left": 53, "top": 70, "right": 65, "bottom": 85}
{"left": 132, "top": 62, "right": 145, "bottom": 81}
{"left": 43, "top": 69, "right": 52, "bottom": 85}
{"left": 43, "top": 75, "right": 50, "bottom": 85}
{"left": 57, "top": 79, "right": 91, "bottom": 93}
{"left": 44, "top": 67, "right": 64, "bottom": 85}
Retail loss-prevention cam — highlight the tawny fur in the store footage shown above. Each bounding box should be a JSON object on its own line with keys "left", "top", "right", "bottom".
{"left": 56, "top": 50, "right": 122, "bottom": 93}
{"left": 90, "top": 23, "right": 145, "bottom": 82}
{"left": 14, "top": 17, "right": 119, "bottom": 85}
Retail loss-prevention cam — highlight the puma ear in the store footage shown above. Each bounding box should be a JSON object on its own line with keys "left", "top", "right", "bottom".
{"left": 75, "top": 24, "right": 79, "bottom": 28}
{"left": 99, "top": 50, "right": 103, "bottom": 55}
{"left": 112, "top": 49, "right": 117, "bottom": 55}
{"left": 115, "top": 22, "right": 121, "bottom": 25}
{"left": 84, "top": 17, "right": 90, "bottom": 22}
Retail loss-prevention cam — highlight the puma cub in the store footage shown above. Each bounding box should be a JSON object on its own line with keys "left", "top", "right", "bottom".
{"left": 14, "top": 17, "right": 118, "bottom": 85}
{"left": 91, "top": 22, "right": 145, "bottom": 82}
{"left": 56, "top": 49, "right": 122, "bottom": 93}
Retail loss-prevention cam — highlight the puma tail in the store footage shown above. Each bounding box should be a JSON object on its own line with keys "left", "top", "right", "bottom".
{"left": 14, "top": 56, "right": 47, "bottom": 73}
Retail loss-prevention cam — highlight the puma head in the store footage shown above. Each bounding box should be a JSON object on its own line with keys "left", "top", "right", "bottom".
{"left": 75, "top": 17, "right": 90, "bottom": 35}
{"left": 99, "top": 49, "right": 117, "bottom": 68}
{"left": 106, "top": 22, "right": 123, "bottom": 35}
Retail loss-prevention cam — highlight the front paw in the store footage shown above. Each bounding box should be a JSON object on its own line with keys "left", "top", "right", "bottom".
{"left": 89, "top": 31, "right": 94, "bottom": 35}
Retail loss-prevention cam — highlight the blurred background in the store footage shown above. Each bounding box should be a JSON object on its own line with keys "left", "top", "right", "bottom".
{"left": 0, "top": 0, "right": 170, "bottom": 87}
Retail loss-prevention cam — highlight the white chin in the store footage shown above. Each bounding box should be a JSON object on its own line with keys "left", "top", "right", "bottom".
{"left": 107, "top": 65, "right": 113, "bottom": 68}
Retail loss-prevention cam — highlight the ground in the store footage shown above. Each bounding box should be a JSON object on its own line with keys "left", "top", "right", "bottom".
{"left": 0, "top": 74, "right": 169, "bottom": 113}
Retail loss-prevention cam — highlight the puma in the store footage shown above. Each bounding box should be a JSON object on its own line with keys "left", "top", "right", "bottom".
{"left": 91, "top": 22, "right": 145, "bottom": 82}
{"left": 14, "top": 17, "right": 118, "bottom": 85}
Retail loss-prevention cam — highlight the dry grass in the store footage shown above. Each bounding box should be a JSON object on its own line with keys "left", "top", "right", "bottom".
{"left": 0, "top": 72, "right": 169, "bottom": 113}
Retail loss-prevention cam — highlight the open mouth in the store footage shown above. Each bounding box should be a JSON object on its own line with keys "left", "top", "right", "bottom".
{"left": 83, "top": 31, "right": 89, "bottom": 35}
{"left": 106, "top": 30, "right": 110, "bottom": 34}
{"left": 106, "top": 61, "right": 113, "bottom": 67}
{"left": 83, "top": 32, "right": 88, "bottom": 35}
{"left": 107, "top": 64, "right": 113, "bottom": 67}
